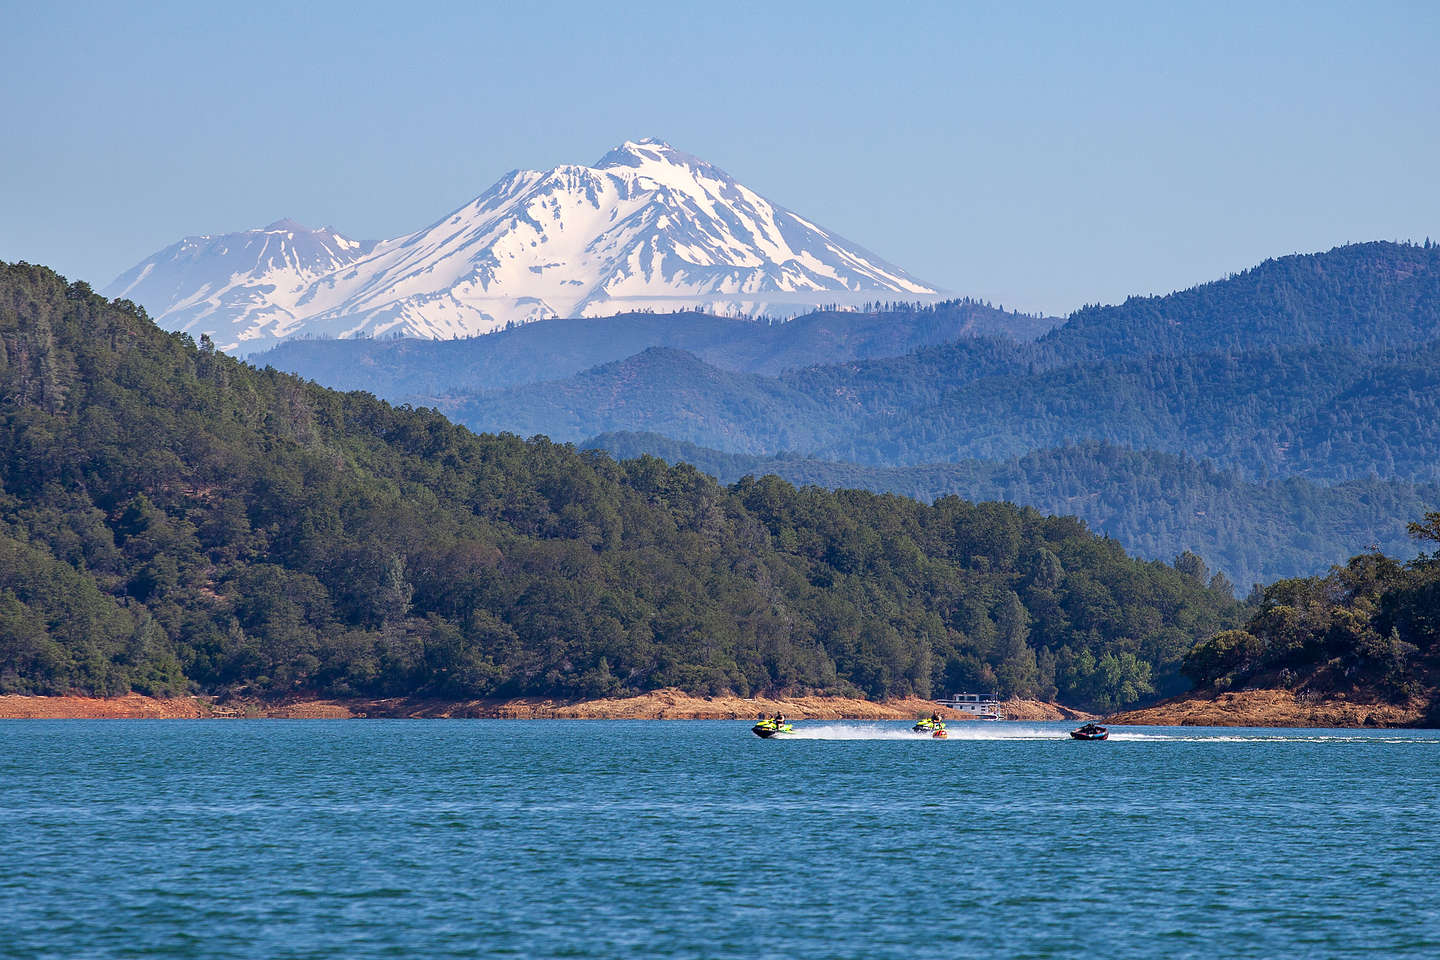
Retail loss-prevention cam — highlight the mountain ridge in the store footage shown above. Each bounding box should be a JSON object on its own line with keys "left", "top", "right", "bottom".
{"left": 400, "top": 242, "right": 1440, "bottom": 583}
{"left": 432, "top": 243, "right": 1440, "bottom": 477}
{"left": 104, "top": 138, "right": 940, "bottom": 353}
{"left": 252, "top": 297, "right": 1055, "bottom": 396}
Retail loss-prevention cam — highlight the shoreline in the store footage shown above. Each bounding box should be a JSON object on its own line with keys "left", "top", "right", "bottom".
{"left": 0, "top": 689, "right": 1092, "bottom": 722}
{"left": 1105, "top": 689, "right": 1431, "bottom": 728}
{"left": 12, "top": 688, "right": 1429, "bottom": 727}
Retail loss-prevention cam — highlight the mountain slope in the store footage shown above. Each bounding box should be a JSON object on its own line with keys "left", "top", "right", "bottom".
{"left": 446, "top": 347, "right": 845, "bottom": 453}
{"left": 434, "top": 335, "right": 1034, "bottom": 452}
{"left": 1044, "top": 240, "right": 1440, "bottom": 361}
{"left": 819, "top": 343, "right": 1440, "bottom": 478}
{"left": 440, "top": 336, "right": 1440, "bottom": 483}
{"left": 1, "top": 262, "right": 1239, "bottom": 709}
{"left": 253, "top": 298, "right": 1054, "bottom": 397}
{"left": 420, "top": 243, "right": 1440, "bottom": 583}
{"left": 435, "top": 244, "right": 1440, "bottom": 481}
{"left": 105, "top": 139, "right": 939, "bottom": 353}
{"left": 104, "top": 219, "right": 374, "bottom": 347}
{"left": 583, "top": 433, "right": 1439, "bottom": 587}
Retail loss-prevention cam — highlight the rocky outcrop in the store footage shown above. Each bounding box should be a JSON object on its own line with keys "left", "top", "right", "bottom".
{"left": 1106, "top": 689, "right": 1430, "bottom": 728}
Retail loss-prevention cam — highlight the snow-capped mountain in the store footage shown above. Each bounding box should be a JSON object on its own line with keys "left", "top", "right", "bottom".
{"left": 105, "top": 139, "right": 939, "bottom": 353}
{"left": 105, "top": 220, "right": 375, "bottom": 346}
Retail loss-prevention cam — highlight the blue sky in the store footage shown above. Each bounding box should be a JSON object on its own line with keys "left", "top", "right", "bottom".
{"left": 2, "top": 0, "right": 1435, "bottom": 315}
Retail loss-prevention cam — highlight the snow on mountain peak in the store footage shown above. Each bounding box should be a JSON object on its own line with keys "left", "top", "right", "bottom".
{"left": 597, "top": 138, "right": 707, "bottom": 171}
{"left": 104, "top": 140, "right": 939, "bottom": 354}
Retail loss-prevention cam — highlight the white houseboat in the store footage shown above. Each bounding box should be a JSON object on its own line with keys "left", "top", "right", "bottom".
{"left": 935, "top": 692, "right": 1005, "bottom": 721}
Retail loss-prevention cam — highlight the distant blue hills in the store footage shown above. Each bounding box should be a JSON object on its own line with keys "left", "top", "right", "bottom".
{"left": 258, "top": 241, "right": 1440, "bottom": 587}
{"left": 254, "top": 297, "right": 1056, "bottom": 395}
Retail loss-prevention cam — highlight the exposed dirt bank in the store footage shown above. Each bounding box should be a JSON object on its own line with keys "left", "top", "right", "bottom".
{"left": 998, "top": 698, "right": 1093, "bottom": 722}
{"left": 0, "top": 694, "right": 213, "bottom": 719}
{"left": 0, "top": 690, "right": 1092, "bottom": 721}
{"left": 1106, "top": 689, "right": 1430, "bottom": 728}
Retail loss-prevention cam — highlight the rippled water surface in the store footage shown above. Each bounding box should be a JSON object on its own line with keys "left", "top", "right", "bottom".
{"left": 2, "top": 720, "right": 1437, "bottom": 959}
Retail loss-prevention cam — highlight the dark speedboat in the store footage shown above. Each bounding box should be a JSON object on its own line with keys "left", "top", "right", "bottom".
{"left": 1070, "top": 723, "right": 1108, "bottom": 741}
{"left": 752, "top": 718, "right": 795, "bottom": 738}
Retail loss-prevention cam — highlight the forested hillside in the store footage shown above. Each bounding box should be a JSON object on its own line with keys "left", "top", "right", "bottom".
{"left": 448, "top": 338, "right": 1028, "bottom": 452}
{"left": 449, "top": 348, "right": 842, "bottom": 455}
{"left": 446, "top": 244, "right": 1440, "bottom": 482}
{"left": 438, "top": 243, "right": 1440, "bottom": 581}
{"left": 584, "top": 433, "right": 1439, "bottom": 587}
{"left": 818, "top": 342, "right": 1440, "bottom": 481}
{"left": 0, "top": 263, "right": 1235, "bottom": 708}
{"left": 1181, "top": 513, "right": 1440, "bottom": 712}
{"left": 1044, "top": 241, "right": 1440, "bottom": 361}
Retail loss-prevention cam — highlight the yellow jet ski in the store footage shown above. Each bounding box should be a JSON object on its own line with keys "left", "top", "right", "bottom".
{"left": 913, "top": 717, "right": 948, "bottom": 739}
{"left": 752, "top": 718, "right": 795, "bottom": 738}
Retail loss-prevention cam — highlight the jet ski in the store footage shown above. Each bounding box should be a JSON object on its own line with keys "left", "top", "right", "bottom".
{"left": 913, "top": 717, "right": 948, "bottom": 739}
{"left": 1070, "top": 723, "right": 1108, "bottom": 741}
{"left": 752, "top": 718, "right": 795, "bottom": 738}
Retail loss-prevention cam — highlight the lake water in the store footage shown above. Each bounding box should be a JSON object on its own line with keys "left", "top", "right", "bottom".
{"left": 2, "top": 720, "right": 1437, "bottom": 959}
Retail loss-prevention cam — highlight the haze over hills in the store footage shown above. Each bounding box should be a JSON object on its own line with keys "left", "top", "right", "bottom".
{"left": 104, "top": 139, "right": 940, "bottom": 354}
{"left": 99, "top": 227, "right": 1440, "bottom": 586}
{"left": 364, "top": 241, "right": 1439, "bottom": 585}
{"left": 583, "top": 433, "right": 1440, "bottom": 588}
{"left": 439, "top": 245, "right": 1440, "bottom": 481}
{"left": 252, "top": 298, "right": 1058, "bottom": 396}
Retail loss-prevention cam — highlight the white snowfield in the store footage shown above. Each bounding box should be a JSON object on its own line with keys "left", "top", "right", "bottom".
{"left": 104, "top": 139, "right": 939, "bottom": 354}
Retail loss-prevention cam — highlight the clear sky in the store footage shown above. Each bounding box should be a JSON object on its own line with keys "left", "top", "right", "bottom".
{"left": 2, "top": 0, "right": 1436, "bottom": 316}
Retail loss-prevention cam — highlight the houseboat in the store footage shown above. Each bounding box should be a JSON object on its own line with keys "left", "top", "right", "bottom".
{"left": 934, "top": 692, "right": 1006, "bottom": 721}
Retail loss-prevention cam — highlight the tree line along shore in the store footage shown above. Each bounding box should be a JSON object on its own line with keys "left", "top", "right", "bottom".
{"left": 0, "top": 691, "right": 1090, "bottom": 722}
{"left": 0, "top": 264, "right": 1235, "bottom": 713}
{"left": 1, "top": 263, "right": 1437, "bottom": 726}
{"left": 1, "top": 689, "right": 1426, "bottom": 726}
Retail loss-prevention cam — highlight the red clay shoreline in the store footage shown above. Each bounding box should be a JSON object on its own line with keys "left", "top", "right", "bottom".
{"left": 0, "top": 690, "right": 1092, "bottom": 722}
{"left": 9, "top": 688, "right": 1428, "bottom": 726}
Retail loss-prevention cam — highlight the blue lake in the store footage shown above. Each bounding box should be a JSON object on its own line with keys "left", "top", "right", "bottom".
{"left": 2, "top": 720, "right": 1437, "bottom": 959}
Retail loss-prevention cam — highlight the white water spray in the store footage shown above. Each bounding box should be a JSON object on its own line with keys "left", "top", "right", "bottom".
{"left": 776, "top": 725, "right": 1440, "bottom": 744}
{"left": 1107, "top": 731, "right": 1440, "bottom": 744}
{"left": 785, "top": 723, "right": 1069, "bottom": 741}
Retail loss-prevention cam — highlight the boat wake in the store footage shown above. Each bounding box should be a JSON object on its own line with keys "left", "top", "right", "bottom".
{"left": 1107, "top": 731, "right": 1440, "bottom": 744}
{"left": 773, "top": 725, "right": 1440, "bottom": 744}
{"left": 785, "top": 723, "right": 1067, "bottom": 741}
{"left": 784, "top": 724, "right": 924, "bottom": 740}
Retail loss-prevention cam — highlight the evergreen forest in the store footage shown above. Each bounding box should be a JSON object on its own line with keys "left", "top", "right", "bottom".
{"left": 365, "top": 242, "right": 1440, "bottom": 583}
{"left": 583, "top": 433, "right": 1440, "bottom": 588}
{"left": 1182, "top": 513, "right": 1440, "bottom": 716}
{"left": 0, "top": 263, "right": 1238, "bottom": 708}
